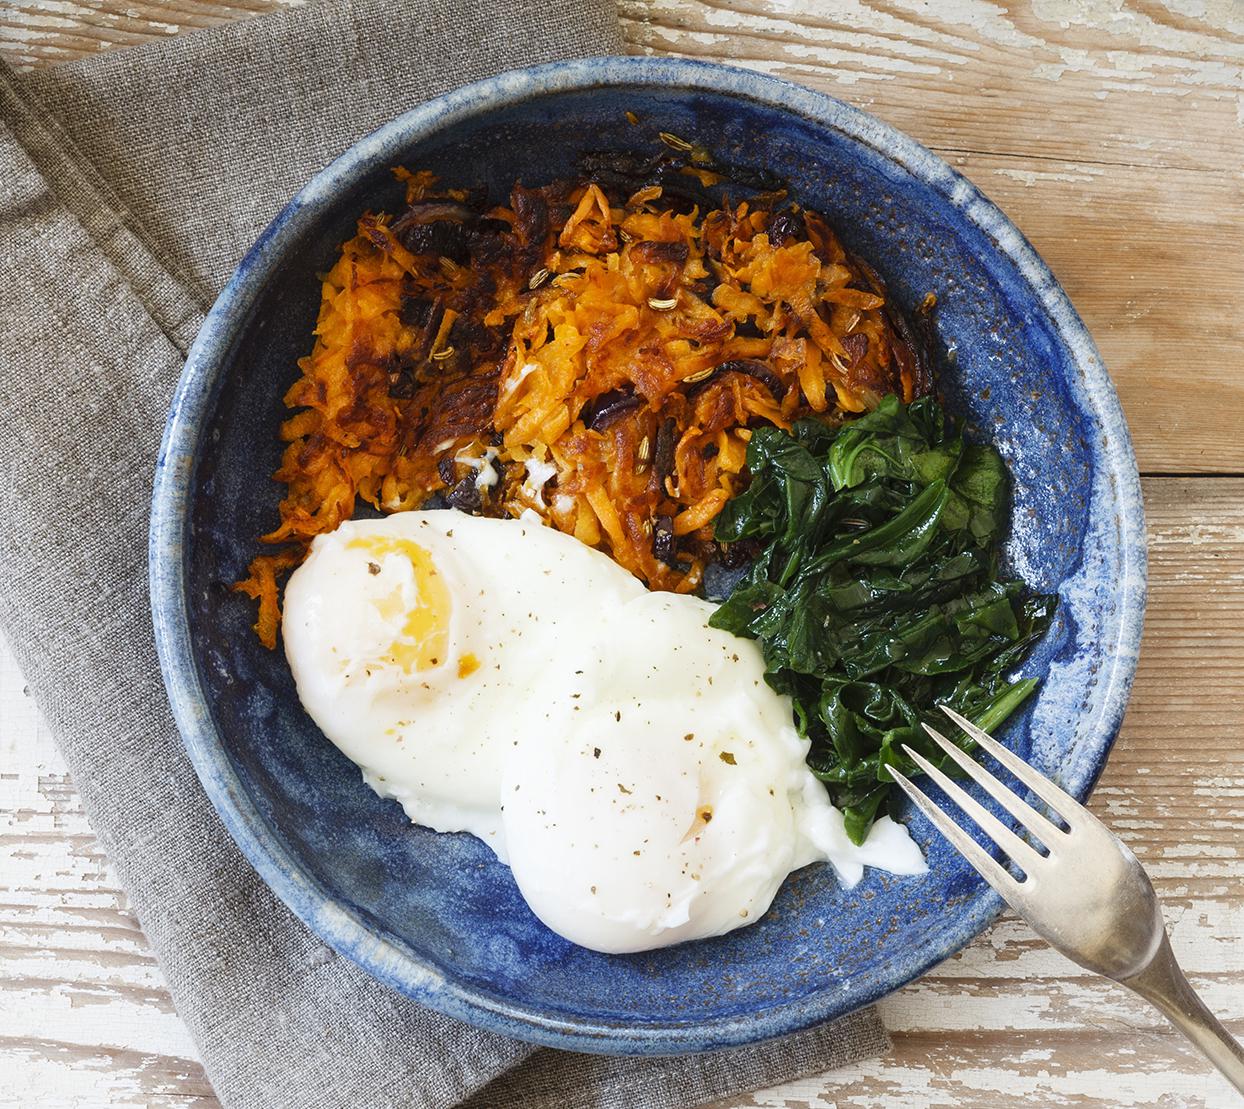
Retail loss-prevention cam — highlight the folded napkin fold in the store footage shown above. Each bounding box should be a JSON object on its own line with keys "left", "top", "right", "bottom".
{"left": 0, "top": 2, "right": 889, "bottom": 1105}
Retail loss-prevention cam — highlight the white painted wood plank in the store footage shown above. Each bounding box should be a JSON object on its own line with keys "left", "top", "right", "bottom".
{"left": 0, "top": 634, "right": 208, "bottom": 1108}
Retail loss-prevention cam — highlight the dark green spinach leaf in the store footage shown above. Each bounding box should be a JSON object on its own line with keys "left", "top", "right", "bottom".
{"left": 710, "top": 396, "right": 1057, "bottom": 844}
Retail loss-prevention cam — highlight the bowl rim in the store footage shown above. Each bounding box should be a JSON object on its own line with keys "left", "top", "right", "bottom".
{"left": 149, "top": 54, "right": 1147, "bottom": 1055}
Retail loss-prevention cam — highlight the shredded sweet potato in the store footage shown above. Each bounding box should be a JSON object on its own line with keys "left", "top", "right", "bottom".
{"left": 239, "top": 155, "right": 932, "bottom": 646}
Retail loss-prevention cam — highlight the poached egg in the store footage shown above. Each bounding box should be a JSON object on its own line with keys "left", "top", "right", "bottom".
{"left": 283, "top": 510, "right": 925, "bottom": 953}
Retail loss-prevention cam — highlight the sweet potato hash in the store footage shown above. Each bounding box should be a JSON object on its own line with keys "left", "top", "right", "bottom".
{"left": 239, "top": 142, "right": 933, "bottom": 646}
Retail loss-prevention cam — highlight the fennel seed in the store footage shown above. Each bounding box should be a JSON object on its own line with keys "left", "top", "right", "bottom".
{"left": 658, "top": 131, "right": 694, "bottom": 152}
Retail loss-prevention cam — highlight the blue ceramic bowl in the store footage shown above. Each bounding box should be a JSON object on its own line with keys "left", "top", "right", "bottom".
{"left": 150, "top": 57, "right": 1146, "bottom": 1054}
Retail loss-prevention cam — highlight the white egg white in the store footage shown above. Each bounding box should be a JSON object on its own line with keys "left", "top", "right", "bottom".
{"left": 282, "top": 510, "right": 642, "bottom": 857}
{"left": 283, "top": 510, "right": 925, "bottom": 952}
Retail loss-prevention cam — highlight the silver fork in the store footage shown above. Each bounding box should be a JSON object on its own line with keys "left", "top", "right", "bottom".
{"left": 889, "top": 705, "right": 1244, "bottom": 1096}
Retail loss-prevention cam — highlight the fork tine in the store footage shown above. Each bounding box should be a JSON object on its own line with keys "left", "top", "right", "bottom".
{"left": 920, "top": 724, "right": 1066, "bottom": 850}
{"left": 901, "top": 741, "right": 1045, "bottom": 874}
{"left": 888, "top": 765, "right": 1024, "bottom": 902}
{"left": 939, "top": 705, "right": 1082, "bottom": 826}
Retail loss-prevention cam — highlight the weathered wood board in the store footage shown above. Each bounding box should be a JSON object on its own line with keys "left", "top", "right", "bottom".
{"left": 2, "top": 3, "right": 1241, "bottom": 1105}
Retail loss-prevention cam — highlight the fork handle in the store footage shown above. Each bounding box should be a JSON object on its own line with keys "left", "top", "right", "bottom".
{"left": 1122, "top": 932, "right": 1244, "bottom": 1096}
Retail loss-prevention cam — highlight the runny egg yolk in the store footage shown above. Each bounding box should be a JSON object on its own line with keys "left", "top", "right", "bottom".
{"left": 345, "top": 535, "right": 451, "bottom": 673}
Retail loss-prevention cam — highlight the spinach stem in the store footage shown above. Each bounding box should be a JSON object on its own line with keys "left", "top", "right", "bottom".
{"left": 969, "top": 678, "right": 1039, "bottom": 737}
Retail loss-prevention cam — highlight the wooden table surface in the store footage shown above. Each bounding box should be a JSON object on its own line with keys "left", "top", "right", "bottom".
{"left": 1, "top": 2, "right": 1241, "bottom": 1106}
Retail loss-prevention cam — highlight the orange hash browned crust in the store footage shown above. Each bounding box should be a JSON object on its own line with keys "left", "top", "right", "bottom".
{"left": 238, "top": 155, "right": 933, "bottom": 647}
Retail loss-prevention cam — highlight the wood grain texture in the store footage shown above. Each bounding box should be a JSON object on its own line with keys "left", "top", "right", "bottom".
{"left": 3, "top": 478, "right": 1242, "bottom": 1107}
{"left": 1, "top": 0, "right": 1241, "bottom": 473}
{"left": 1, "top": 2, "right": 1242, "bottom": 1107}
{"left": 617, "top": 0, "right": 1244, "bottom": 478}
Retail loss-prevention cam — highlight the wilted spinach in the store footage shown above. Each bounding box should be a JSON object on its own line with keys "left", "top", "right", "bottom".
{"left": 709, "top": 396, "right": 1056, "bottom": 844}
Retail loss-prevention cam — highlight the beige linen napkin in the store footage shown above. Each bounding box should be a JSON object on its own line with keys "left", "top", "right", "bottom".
{"left": 0, "top": 2, "right": 889, "bottom": 1105}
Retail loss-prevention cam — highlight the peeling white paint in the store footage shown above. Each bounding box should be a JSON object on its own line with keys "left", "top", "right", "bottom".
{"left": 993, "top": 164, "right": 1107, "bottom": 187}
